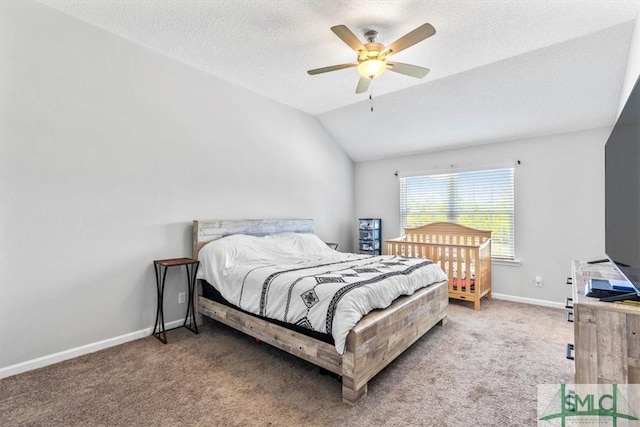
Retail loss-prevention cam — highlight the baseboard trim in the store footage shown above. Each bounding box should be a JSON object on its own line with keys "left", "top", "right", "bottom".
{"left": 492, "top": 293, "right": 565, "bottom": 309}
{"left": 0, "top": 319, "right": 186, "bottom": 379}
{"left": 1, "top": 294, "right": 564, "bottom": 379}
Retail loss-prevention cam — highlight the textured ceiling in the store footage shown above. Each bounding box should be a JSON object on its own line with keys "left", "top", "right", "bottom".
{"left": 37, "top": 1, "right": 639, "bottom": 161}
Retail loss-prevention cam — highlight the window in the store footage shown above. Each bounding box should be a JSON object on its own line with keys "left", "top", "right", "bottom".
{"left": 399, "top": 167, "right": 515, "bottom": 259}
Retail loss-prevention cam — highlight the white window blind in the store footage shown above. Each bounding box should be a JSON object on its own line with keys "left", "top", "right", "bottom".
{"left": 400, "top": 167, "right": 515, "bottom": 259}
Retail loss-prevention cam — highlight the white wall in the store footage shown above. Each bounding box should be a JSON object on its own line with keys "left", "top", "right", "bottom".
{"left": 355, "top": 128, "right": 609, "bottom": 305}
{"left": 0, "top": 1, "right": 354, "bottom": 371}
{"left": 619, "top": 9, "right": 640, "bottom": 115}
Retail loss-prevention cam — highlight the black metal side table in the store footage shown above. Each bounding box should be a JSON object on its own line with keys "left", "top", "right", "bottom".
{"left": 152, "top": 257, "right": 199, "bottom": 344}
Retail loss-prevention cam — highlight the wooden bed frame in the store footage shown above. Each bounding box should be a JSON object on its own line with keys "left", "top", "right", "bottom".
{"left": 192, "top": 219, "right": 448, "bottom": 405}
{"left": 386, "top": 222, "right": 491, "bottom": 311}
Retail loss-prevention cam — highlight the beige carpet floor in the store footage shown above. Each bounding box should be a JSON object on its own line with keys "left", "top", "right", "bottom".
{"left": 0, "top": 299, "right": 573, "bottom": 426}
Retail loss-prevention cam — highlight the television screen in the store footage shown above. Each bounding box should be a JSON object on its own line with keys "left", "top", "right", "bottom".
{"left": 605, "top": 74, "right": 640, "bottom": 296}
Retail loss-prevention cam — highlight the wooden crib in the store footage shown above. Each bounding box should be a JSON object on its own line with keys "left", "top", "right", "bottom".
{"left": 386, "top": 222, "right": 492, "bottom": 310}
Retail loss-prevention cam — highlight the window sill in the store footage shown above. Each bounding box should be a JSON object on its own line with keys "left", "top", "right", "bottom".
{"left": 492, "top": 258, "right": 521, "bottom": 267}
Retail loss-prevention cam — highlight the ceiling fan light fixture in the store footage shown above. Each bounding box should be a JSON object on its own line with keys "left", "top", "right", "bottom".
{"left": 308, "top": 23, "right": 436, "bottom": 94}
{"left": 357, "top": 59, "right": 386, "bottom": 79}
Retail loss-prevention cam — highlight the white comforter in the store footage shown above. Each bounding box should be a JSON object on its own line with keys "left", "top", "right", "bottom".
{"left": 197, "top": 232, "right": 447, "bottom": 354}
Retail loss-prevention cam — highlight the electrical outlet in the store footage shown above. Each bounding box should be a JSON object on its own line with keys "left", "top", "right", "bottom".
{"left": 178, "top": 292, "right": 186, "bottom": 304}
{"left": 535, "top": 276, "right": 543, "bottom": 287}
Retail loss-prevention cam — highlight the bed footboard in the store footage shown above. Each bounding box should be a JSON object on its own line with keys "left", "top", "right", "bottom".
{"left": 197, "top": 281, "right": 448, "bottom": 406}
{"left": 341, "top": 280, "right": 448, "bottom": 405}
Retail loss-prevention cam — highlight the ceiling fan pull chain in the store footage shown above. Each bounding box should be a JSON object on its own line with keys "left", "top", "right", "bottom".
{"left": 369, "top": 84, "right": 374, "bottom": 112}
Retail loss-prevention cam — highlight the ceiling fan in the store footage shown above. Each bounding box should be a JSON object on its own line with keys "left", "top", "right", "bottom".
{"left": 307, "top": 23, "right": 436, "bottom": 94}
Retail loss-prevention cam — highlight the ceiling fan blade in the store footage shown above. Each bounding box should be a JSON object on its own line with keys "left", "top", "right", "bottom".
{"left": 331, "top": 25, "right": 366, "bottom": 53}
{"left": 356, "top": 77, "right": 370, "bottom": 94}
{"left": 387, "top": 62, "right": 430, "bottom": 78}
{"left": 382, "top": 23, "right": 436, "bottom": 56}
{"left": 307, "top": 63, "right": 357, "bottom": 75}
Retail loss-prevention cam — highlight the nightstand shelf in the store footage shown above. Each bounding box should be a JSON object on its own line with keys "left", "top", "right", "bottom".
{"left": 152, "top": 257, "right": 199, "bottom": 344}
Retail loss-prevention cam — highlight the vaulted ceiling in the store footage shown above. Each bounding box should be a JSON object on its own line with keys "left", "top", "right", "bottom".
{"left": 38, "top": 1, "right": 639, "bottom": 161}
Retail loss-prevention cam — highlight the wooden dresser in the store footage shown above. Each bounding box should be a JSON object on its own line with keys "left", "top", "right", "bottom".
{"left": 570, "top": 260, "right": 640, "bottom": 385}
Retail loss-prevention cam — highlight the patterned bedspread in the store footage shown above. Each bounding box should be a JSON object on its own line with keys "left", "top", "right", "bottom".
{"left": 197, "top": 233, "right": 447, "bottom": 354}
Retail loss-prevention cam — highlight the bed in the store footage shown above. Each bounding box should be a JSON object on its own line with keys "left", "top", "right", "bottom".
{"left": 385, "top": 222, "right": 492, "bottom": 311}
{"left": 192, "top": 219, "right": 448, "bottom": 405}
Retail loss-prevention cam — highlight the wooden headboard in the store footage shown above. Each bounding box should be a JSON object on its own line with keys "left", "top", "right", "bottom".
{"left": 192, "top": 219, "right": 314, "bottom": 258}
